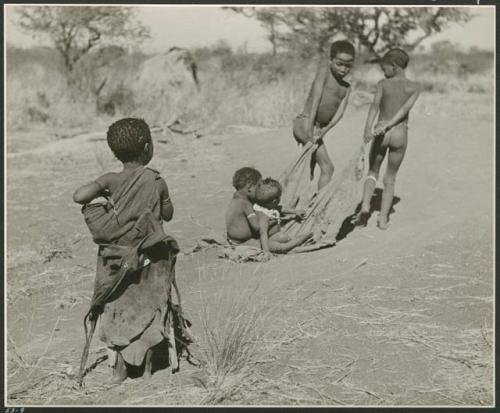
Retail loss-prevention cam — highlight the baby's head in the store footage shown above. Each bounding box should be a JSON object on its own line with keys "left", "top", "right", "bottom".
{"left": 107, "top": 118, "right": 153, "bottom": 165}
{"left": 329, "top": 40, "right": 355, "bottom": 79}
{"left": 232, "top": 167, "right": 262, "bottom": 200}
{"left": 380, "top": 48, "right": 409, "bottom": 78}
{"left": 255, "top": 178, "right": 282, "bottom": 209}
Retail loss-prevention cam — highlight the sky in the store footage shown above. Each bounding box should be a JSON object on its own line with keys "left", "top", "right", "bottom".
{"left": 4, "top": 5, "right": 495, "bottom": 53}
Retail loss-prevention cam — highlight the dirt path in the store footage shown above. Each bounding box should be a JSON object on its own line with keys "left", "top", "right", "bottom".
{"left": 6, "top": 102, "right": 494, "bottom": 406}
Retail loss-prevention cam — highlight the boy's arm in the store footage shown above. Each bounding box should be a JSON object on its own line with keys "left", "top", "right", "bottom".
{"left": 303, "top": 62, "right": 328, "bottom": 139}
{"left": 258, "top": 213, "right": 271, "bottom": 253}
{"left": 158, "top": 178, "right": 174, "bottom": 222}
{"left": 363, "top": 81, "right": 383, "bottom": 143}
{"left": 72, "top": 174, "right": 110, "bottom": 204}
{"left": 317, "top": 86, "right": 351, "bottom": 140}
{"left": 243, "top": 202, "right": 261, "bottom": 235}
{"left": 280, "top": 206, "right": 306, "bottom": 219}
{"left": 377, "top": 83, "right": 421, "bottom": 134}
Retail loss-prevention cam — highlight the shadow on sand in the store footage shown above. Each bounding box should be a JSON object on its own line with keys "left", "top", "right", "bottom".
{"left": 126, "top": 340, "right": 172, "bottom": 379}
{"left": 336, "top": 188, "right": 401, "bottom": 242}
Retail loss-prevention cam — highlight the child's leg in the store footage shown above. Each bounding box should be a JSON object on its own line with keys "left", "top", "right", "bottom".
{"left": 143, "top": 348, "right": 153, "bottom": 378}
{"left": 267, "top": 231, "right": 313, "bottom": 253}
{"left": 378, "top": 138, "right": 407, "bottom": 229}
{"left": 112, "top": 351, "right": 127, "bottom": 384}
{"left": 314, "top": 140, "right": 335, "bottom": 190}
{"left": 268, "top": 220, "right": 281, "bottom": 237}
{"left": 107, "top": 348, "right": 117, "bottom": 368}
{"left": 269, "top": 230, "right": 291, "bottom": 243}
{"left": 355, "top": 138, "right": 386, "bottom": 225}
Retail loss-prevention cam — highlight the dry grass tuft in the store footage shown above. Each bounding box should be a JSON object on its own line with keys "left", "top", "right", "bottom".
{"left": 40, "top": 232, "right": 73, "bottom": 263}
{"left": 195, "top": 285, "right": 267, "bottom": 404}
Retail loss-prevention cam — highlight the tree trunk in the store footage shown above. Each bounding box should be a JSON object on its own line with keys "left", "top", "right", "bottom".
{"left": 269, "top": 22, "right": 277, "bottom": 56}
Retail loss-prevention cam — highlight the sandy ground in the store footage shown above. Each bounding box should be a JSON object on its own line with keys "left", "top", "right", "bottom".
{"left": 5, "top": 95, "right": 494, "bottom": 406}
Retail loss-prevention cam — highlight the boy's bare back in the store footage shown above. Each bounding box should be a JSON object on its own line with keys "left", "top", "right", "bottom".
{"left": 357, "top": 48, "right": 421, "bottom": 230}
{"left": 225, "top": 197, "right": 257, "bottom": 242}
{"left": 378, "top": 77, "right": 419, "bottom": 123}
{"left": 225, "top": 167, "right": 262, "bottom": 243}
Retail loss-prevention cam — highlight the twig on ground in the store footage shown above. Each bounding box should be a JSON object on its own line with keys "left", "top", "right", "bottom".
{"left": 189, "top": 214, "right": 214, "bottom": 231}
{"left": 298, "top": 382, "right": 345, "bottom": 405}
{"left": 406, "top": 333, "right": 435, "bottom": 350}
{"left": 8, "top": 336, "right": 35, "bottom": 368}
{"left": 30, "top": 270, "right": 51, "bottom": 279}
{"left": 438, "top": 354, "right": 474, "bottom": 370}
{"left": 30, "top": 316, "right": 61, "bottom": 374}
{"left": 261, "top": 389, "right": 318, "bottom": 404}
{"left": 335, "top": 369, "right": 354, "bottom": 384}
{"left": 127, "top": 393, "right": 167, "bottom": 404}
{"left": 481, "top": 319, "right": 492, "bottom": 348}
{"left": 77, "top": 264, "right": 95, "bottom": 271}
{"left": 353, "top": 258, "right": 368, "bottom": 270}
{"left": 302, "top": 290, "right": 317, "bottom": 300}
{"left": 295, "top": 321, "right": 317, "bottom": 339}
{"left": 278, "top": 333, "right": 303, "bottom": 346}
{"left": 347, "top": 385, "right": 384, "bottom": 401}
{"left": 435, "top": 391, "right": 467, "bottom": 405}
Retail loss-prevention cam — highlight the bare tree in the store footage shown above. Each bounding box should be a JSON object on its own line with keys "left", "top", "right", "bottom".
{"left": 257, "top": 11, "right": 279, "bottom": 56}
{"left": 16, "top": 6, "right": 150, "bottom": 73}
{"left": 229, "top": 7, "right": 349, "bottom": 57}
{"left": 229, "top": 7, "right": 472, "bottom": 60}
{"left": 346, "top": 7, "right": 472, "bottom": 61}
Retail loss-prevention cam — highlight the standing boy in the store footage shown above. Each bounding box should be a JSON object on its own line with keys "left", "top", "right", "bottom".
{"left": 74, "top": 118, "right": 179, "bottom": 384}
{"left": 356, "top": 48, "right": 421, "bottom": 229}
{"left": 294, "top": 40, "right": 355, "bottom": 190}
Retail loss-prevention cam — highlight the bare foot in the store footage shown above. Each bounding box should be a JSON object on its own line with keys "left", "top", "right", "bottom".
{"left": 143, "top": 363, "right": 152, "bottom": 379}
{"left": 111, "top": 352, "right": 127, "bottom": 384}
{"left": 354, "top": 210, "right": 369, "bottom": 227}
{"left": 261, "top": 251, "right": 272, "bottom": 262}
{"left": 143, "top": 349, "right": 153, "bottom": 379}
{"left": 377, "top": 215, "right": 389, "bottom": 230}
{"left": 107, "top": 348, "right": 117, "bottom": 368}
{"left": 110, "top": 373, "right": 127, "bottom": 385}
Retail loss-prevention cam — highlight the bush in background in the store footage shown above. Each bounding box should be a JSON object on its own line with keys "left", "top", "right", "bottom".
{"left": 5, "top": 43, "right": 494, "bottom": 133}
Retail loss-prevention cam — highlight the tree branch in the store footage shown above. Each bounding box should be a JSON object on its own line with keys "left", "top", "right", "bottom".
{"left": 226, "top": 7, "right": 255, "bottom": 19}
{"left": 405, "top": 8, "right": 444, "bottom": 50}
{"left": 371, "top": 8, "right": 381, "bottom": 47}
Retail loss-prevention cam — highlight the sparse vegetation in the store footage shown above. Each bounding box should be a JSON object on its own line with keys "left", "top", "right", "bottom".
{"left": 228, "top": 7, "right": 472, "bottom": 60}
{"left": 15, "top": 6, "right": 149, "bottom": 74}
{"left": 5, "top": 44, "right": 494, "bottom": 133}
{"left": 5, "top": 6, "right": 494, "bottom": 407}
{"left": 196, "top": 289, "right": 264, "bottom": 403}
